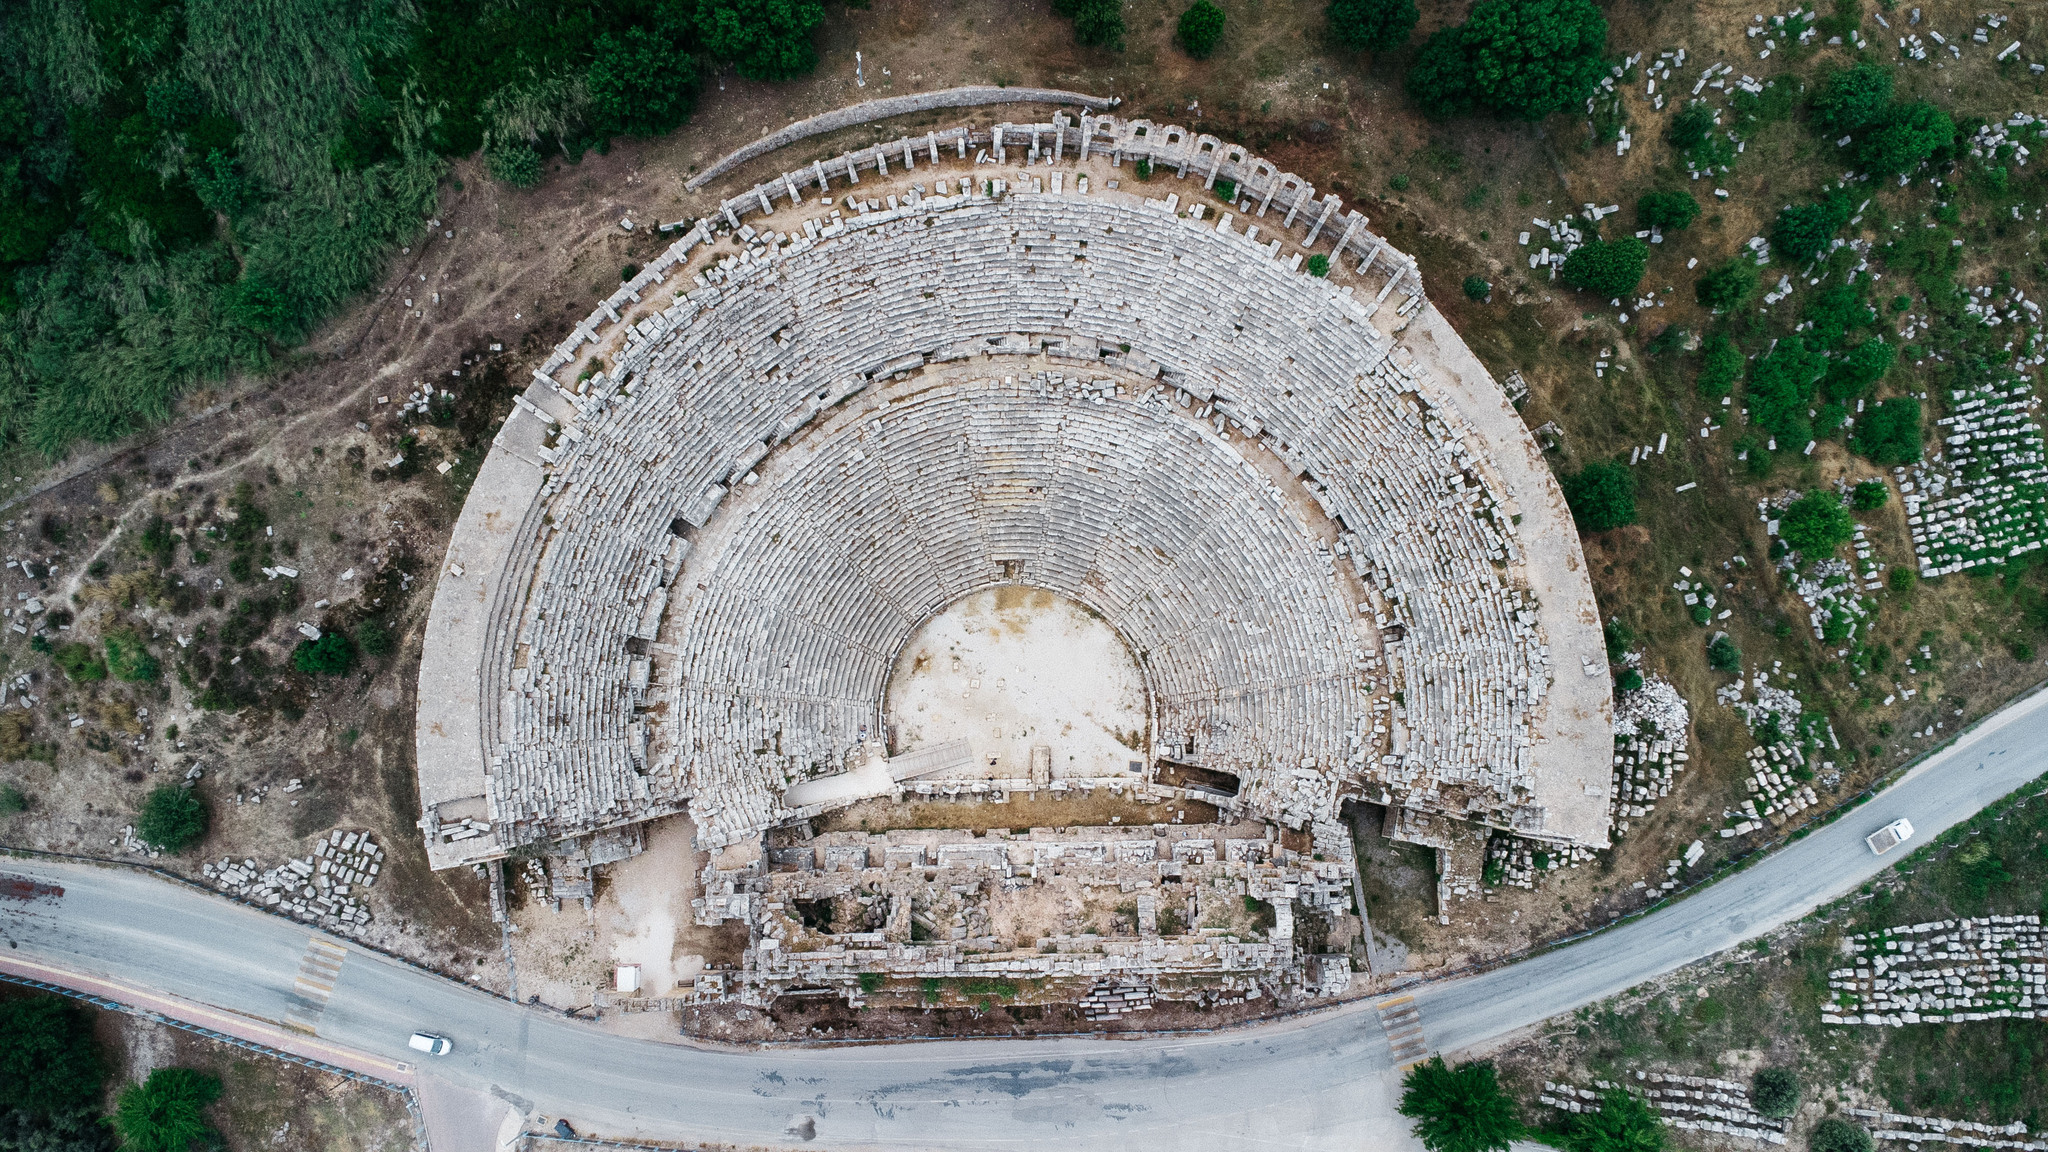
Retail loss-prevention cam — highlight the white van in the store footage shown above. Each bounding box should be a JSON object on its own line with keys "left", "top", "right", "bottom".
{"left": 1865, "top": 818, "right": 1914, "bottom": 855}
{"left": 407, "top": 1032, "right": 453, "bottom": 1056}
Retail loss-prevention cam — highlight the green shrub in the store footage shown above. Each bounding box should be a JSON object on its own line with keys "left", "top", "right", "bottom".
{"left": 114, "top": 1067, "right": 222, "bottom": 1152}
{"left": 857, "top": 972, "right": 883, "bottom": 993}
{"left": 1812, "top": 62, "right": 1894, "bottom": 136}
{"left": 1826, "top": 338, "right": 1894, "bottom": 399}
{"left": 1306, "top": 253, "right": 1330, "bottom": 277}
{"left": 1562, "top": 462, "right": 1636, "bottom": 533}
{"left": 1697, "top": 332, "right": 1744, "bottom": 396}
{"left": 1134, "top": 157, "right": 1153, "bottom": 181}
{"left": 1327, "top": 0, "right": 1419, "bottom": 52}
{"left": 138, "top": 516, "right": 177, "bottom": 567}
{"left": 1636, "top": 190, "right": 1699, "bottom": 231}
{"left": 1667, "top": 102, "right": 1717, "bottom": 152}
{"left": 293, "top": 631, "right": 356, "bottom": 676}
{"left": 0, "top": 996, "right": 106, "bottom": 1116}
{"left": 1772, "top": 198, "right": 1851, "bottom": 265}
{"left": 1604, "top": 617, "right": 1636, "bottom": 661}
{"left": 1462, "top": 275, "right": 1491, "bottom": 301}
{"left": 1560, "top": 236, "right": 1649, "bottom": 298}
{"left": 1695, "top": 258, "right": 1758, "bottom": 312}
{"left": 1616, "top": 668, "right": 1644, "bottom": 692}
{"left": 1747, "top": 336, "right": 1828, "bottom": 447}
{"left": 1810, "top": 1117, "right": 1874, "bottom": 1152}
{"left": 1850, "top": 480, "right": 1889, "bottom": 511}
{"left": 356, "top": 618, "right": 395, "bottom": 657}
{"left": 1889, "top": 567, "right": 1917, "bottom": 593}
{"left": 1708, "top": 634, "right": 1742, "bottom": 672}
{"left": 1567, "top": 1089, "right": 1665, "bottom": 1152}
{"left": 1780, "top": 491, "right": 1854, "bottom": 557}
{"left": 1856, "top": 100, "right": 1954, "bottom": 177}
{"left": 1052, "top": 0, "right": 1126, "bottom": 48}
{"left": 1751, "top": 1067, "right": 1799, "bottom": 1119}
{"left": 484, "top": 139, "right": 543, "bottom": 187}
{"left": 1398, "top": 1057, "right": 1522, "bottom": 1152}
{"left": 1177, "top": 0, "right": 1226, "bottom": 57}
{"left": 137, "top": 785, "right": 208, "bottom": 854}
{"left": 0, "top": 785, "right": 24, "bottom": 814}
{"left": 53, "top": 643, "right": 107, "bottom": 682}
{"left": 1214, "top": 177, "right": 1237, "bottom": 201}
{"left": 103, "top": 629, "right": 160, "bottom": 682}
{"left": 1853, "top": 397, "right": 1923, "bottom": 465}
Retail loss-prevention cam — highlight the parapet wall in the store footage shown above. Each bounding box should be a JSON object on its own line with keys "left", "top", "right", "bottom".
{"left": 700, "top": 112, "right": 1424, "bottom": 304}
{"left": 684, "top": 85, "right": 1120, "bottom": 191}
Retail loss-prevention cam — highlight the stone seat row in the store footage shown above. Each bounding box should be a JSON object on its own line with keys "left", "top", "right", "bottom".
{"left": 481, "top": 192, "right": 1545, "bottom": 849}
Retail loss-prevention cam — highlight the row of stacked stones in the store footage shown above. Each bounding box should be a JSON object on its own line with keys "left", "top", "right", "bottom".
{"left": 1843, "top": 1107, "right": 2047, "bottom": 1150}
{"left": 1823, "top": 915, "right": 2046, "bottom": 1024}
{"left": 1902, "top": 379, "right": 2048, "bottom": 577}
{"left": 1541, "top": 1074, "right": 1786, "bottom": 1145}
{"left": 467, "top": 118, "right": 1564, "bottom": 863}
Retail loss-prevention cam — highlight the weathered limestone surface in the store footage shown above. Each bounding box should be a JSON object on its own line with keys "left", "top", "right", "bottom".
{"left": 416, "top": 116, "right": 1612, "bottom": 869}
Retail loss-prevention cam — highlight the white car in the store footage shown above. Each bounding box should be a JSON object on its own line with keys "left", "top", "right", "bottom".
{"left": 1865, "top": 818, "right": 1914, "bottom": 856}
{"left": 407, "top": 1032, "right": 453, "bottom": 1056}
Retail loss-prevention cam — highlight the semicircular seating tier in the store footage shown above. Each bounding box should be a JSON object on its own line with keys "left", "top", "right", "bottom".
{"left": 415, "top": 184, "right": 1612, "bottom": 867}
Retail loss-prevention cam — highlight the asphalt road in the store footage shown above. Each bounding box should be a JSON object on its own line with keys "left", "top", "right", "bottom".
{"left": 4, "top": 683, "right": 2046, "bottom": 1149}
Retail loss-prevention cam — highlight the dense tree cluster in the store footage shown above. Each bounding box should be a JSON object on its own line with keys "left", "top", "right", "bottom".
{"left": 0, "top": 0, "right": 825, "bottom": 461}
{"left": 1772, "top": 195, "right": 1853, "bottom": 265}
{"left": 1853, "top": 397, "right": 1923, "bottom": 465}
{"left": 0, "top": 996, "right": 115, "bottom": 1151}
{"left": 1696, "top": 331, "right": 1745, "bottom": 396}
{"left": 1695, "top": 257, "right": 1758, "bottom": 312}
{"left": 1405, "top": 0, "right": 1608, "bottom": 121}
{"left": 1813, "top": 63, "right": 1957, "bottom": 178}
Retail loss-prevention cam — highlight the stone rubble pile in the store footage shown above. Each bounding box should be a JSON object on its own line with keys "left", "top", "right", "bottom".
{"left": 1739, "top": 743, "right": 1820, "bottom": 829}
{"left": 1602, "top": 672, "right": 1692, "bottom": 864}
{"left": 201, "top": 830, "right": 384, "bottom": 931}
{"left": 1078, "top": 980, "right": 1156, "bottom": 1020}
{"left": 1823, "top": 915, "right": 2046, "bottom": 1024}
